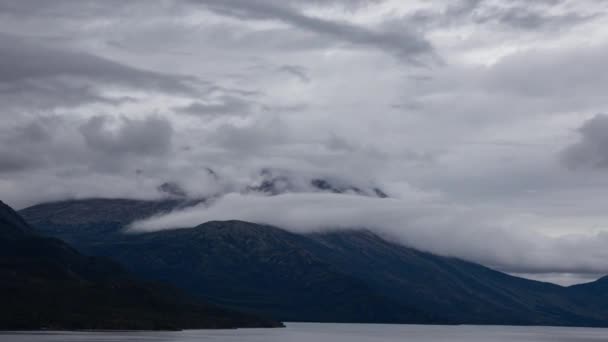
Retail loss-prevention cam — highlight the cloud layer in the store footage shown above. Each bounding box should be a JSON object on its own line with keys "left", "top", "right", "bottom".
{"left": 2, "top": 0, "right": 608, "bottom": 284}
{"left": 131, "top": 192, "right": 608, "bottom": 282}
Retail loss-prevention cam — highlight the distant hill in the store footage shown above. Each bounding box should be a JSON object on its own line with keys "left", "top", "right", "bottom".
{"left": 0, "top": 200, "right": 282, "bottom": 330}
{"left": 21, "top": 198, "right": 608, "bottom": 327}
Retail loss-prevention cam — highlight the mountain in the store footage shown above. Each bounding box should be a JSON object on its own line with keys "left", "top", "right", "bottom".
{"left": 21, "top": 203, "right": 433, "bottom": 323}
{"left": 0, "top": 199, "right": 34, "bottom": 239}
{"left": 247, "top": 169, "right": 388, "bottom": 198}
{"left": 0, "top": 200, "right": 281, "bottom": 330}
{"left": 19, "top": 198, "right": 199, "bottom": 226}
{"left": 566, "top": 276, "right": 608, "bottom": 314}
{"left": 303, "top": 230, "right": 606, "bottom": 326}
{"left": 20, "top": 198, "right": 608, "bottom": 327}
{"left": 570, "top": 276, "right": 608, "bottom": 296}
{"left": 152, "top": 169, "right": 389, "bottom": 200}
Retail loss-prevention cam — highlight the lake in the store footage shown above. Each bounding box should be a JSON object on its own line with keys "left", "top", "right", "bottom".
{"left": 1, "top": 323, "right": 607, "bottom": 341}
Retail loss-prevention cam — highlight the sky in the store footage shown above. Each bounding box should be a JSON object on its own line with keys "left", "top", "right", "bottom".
{"left": 1, "top": 0, "right": 608, "bottom": 285}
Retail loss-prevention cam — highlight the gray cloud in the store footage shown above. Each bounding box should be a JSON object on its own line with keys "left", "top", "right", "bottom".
{"left": 0, "top": 150, "right": 41, "bottom": 173}
{"left": 176, "top": 96, "right": 253, "bottom": 118}
{"left": 278, "top": 65, "right": 311, "bottom": 83}
{"left": 477, "top": 7, "right": 596, "bottom": 30}
{"left": 561, "top": 114, "right": 608, "bottom": 169}
{"left": 80, "top": 115, "right": 173, "bottom": 157}
{"left": 0, "top": 34, "right": 189, "bottom": 87}
{"left": 0, "top": 113, "right": 174, "bottom": 176}
{"left": 468, "top": 0, "right": 601, "bottom": 31}
{"left": 192, "top": 0, "right": 436, "bottom": 64}
{"left": 0, "top": 118, "right": 60, "bottom": 173}
{"left": 408, "top": 0, "right": 600, "bottom": 31}
{"left": 0, "top": 0, "right": 131, "bottom": 18}
{"left": 2, "top": 0, "right": 608, "bottom": 284}
{"left": 0, "top": 33, "right": 199, "bottom": 111}
{"left": 209, "top": 117, "right": 288, "bottom": 154}
{"left": 9, "top": 121, "right": 53, "bottom": 144}
{"left": 0, "top": 80, "right": 137, "bottom": 110}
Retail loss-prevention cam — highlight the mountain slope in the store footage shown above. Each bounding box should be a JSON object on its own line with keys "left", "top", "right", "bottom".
{"left": 19, "top": 198, "right": 200, "bottom": 225}
{"left": 566, "top": 276, "right": 608, "bottom": 317}
{"left": 80, "top": 221, "right": 437, "bottom": 323}
{"left": 0, "top": 200, "right": 34, "bottom": 239}
{"left": 20, "top": 198, "right": 608, "bottom": 327}
{"left": 0, "top": 200, "right": 281, "bottom": 330}
{"left": 304, "top": 230, "right": 602, "bottom": 326}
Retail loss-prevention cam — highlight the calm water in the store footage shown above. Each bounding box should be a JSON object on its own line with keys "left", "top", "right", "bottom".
{"left": 1, "top": 323, "right": 607, "bottom": 342}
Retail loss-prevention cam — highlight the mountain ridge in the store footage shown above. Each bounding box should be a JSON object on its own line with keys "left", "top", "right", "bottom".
{"left": 0, "top": 199, "right": 34, "bottom": 238}
{"left": 19, "top": 198, "right": 608, "bottom": 327}
{"left": 0, "top": 200, "right": 282, "bottom": 330}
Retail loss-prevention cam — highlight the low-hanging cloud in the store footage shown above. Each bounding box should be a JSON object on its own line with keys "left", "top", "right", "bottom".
{"left": 130, "top": 192, "right": 608, "bottom": 277}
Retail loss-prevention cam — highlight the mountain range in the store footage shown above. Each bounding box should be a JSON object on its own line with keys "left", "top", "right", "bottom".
{"left": 155, "top": 169, "right": 390, "bottom": 200}
{"left": 0, "top": 200, "right": 281, "bottom": 330}
{"left": 19, "top": 197, "right": 608, "bottom": 327}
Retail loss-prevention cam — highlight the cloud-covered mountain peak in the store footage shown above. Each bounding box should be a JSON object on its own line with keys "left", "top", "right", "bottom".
{"left": 246, "top": 168, "right": 388, "bottom": 198}
{"left": 157, "top": 181, "right": 188, "bottom": 198}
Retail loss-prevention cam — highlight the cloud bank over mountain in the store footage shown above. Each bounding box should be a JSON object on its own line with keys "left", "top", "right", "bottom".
{"left": 131, "top": 191, "right": 608, "bottom": 284}
{"left": 2, "top": 0, "right": 608, "bottom": 283}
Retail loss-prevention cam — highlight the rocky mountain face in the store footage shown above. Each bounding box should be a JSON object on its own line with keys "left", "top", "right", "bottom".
{"left": 0, "top": 200, "right": 282, "bottom": 330}
{"left": 20, "top": 198, "right": 608, "bottom": 327}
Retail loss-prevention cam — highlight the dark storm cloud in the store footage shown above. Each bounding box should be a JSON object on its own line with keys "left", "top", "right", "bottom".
{"left": 80, "top": 115, "right": 174, "bottom": 157}
{"left": 191, "top": 0, "right": 436, "bottom": 64}
{"left": 561, "top": 114, "right": 608, "bottom": 169}
{"left": 0, "top": 33, "right": 199, "bottom": 98}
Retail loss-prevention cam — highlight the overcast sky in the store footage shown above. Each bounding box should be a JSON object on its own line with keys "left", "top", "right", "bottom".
{"left": 2, "top": 0, "right": 608, "bottom": 285}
